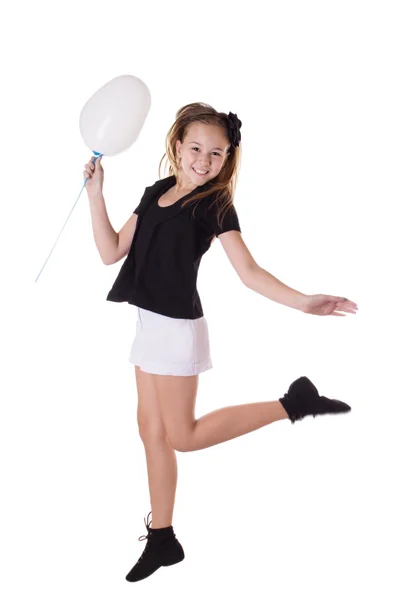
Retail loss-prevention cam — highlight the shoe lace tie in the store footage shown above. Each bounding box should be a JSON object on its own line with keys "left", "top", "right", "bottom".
{"left": 136, "top": 511, "right": 153, "bottom": 563}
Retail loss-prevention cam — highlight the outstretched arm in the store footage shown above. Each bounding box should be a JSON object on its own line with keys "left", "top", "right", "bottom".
{"left": 244, "top": 265, "right": 307, "bottom": 310}
{"left": 217, "top": 230, "right": 358, "bottom": 317}
{"left": 217, "top": 230, "right": 307, "bottom": 311}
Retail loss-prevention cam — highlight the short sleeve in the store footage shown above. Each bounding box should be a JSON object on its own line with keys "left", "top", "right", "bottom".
{"left": 133, "top": 187, "right": 150, "bottom": 216}
{"left": 205, "top": 203, "right": 241, "bottom": 237}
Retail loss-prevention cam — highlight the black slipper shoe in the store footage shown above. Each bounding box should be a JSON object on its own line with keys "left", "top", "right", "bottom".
{"left": 279, "top": 376, "right": 351, "bottom": 423}
{"left": 125, "top": 512, "right": 185, "bottom": 582}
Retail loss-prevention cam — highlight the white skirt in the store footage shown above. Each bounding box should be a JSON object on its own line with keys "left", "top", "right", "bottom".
{"left": 129, "top": 307, "right": 213, "bottom": 376}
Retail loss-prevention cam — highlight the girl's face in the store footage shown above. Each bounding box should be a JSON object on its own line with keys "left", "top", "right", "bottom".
{"left": 175, "top": 122, "right": 230, "bottom": 188}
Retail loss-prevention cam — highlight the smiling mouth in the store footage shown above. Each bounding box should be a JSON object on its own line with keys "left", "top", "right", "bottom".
{"left": 192, "top": 167, "right": 209, "bottom": 176}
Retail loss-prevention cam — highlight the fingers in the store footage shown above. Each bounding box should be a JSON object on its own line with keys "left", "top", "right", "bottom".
{"left": 342, "top": 301, "right": 358, "bottom": 310}
{"left": 335, "top": 297, "right": 358, "bottom": 309}
{"left": 83, "top": 159, "right": 94, "bottom": 179}
{"left": 83, "top": 155, "right": 102, "bottom": 180}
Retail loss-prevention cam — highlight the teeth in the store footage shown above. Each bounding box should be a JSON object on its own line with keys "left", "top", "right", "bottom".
{"left": 194, "top": 168, "right": 208, "bottom": 174}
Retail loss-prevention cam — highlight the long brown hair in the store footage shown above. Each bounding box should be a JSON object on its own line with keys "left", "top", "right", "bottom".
{"left": 158, "top": 102, "right": 242, "bottom": 233}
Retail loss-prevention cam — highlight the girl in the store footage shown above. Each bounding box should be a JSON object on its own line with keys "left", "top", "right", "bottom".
{"left": 84, "top": 102, "right": 357, "bottom": 583}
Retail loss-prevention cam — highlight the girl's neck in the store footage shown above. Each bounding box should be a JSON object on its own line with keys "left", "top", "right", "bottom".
{"left": 174, "top": 175, "right": 197, "bottom": 194}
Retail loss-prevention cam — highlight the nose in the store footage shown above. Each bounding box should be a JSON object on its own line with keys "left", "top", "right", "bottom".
{"left": 198, "top": 157, "right": 211, "bottom": 168}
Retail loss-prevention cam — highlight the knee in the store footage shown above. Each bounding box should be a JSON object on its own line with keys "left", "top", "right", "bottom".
{"left": 139, "top": 427, "right": 189, "bottom": 452}
{"left": 137, "top": 418, "right": 168, "bottom": 446}
{"left": 170, "top": 441, "right": 190, "bottom": 453}
{"left": 166, "top": 432, "right": 193, "bottom": 453}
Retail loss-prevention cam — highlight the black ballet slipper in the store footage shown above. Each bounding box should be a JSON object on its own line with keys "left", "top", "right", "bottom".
{"left": 279, "top": 376, "right": 351, "bottom": 423}
{"left": 125, "top": 512, "right": 185, "bottom": 583}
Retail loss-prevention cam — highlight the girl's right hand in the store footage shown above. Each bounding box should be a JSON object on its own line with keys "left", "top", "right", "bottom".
{"left": 83, "top": 155, "right": 104, "bottom": 194}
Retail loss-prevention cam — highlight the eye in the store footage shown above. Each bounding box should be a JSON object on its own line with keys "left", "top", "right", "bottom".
{"left": 191, "top": 147, "right": 221, "bottom": 157}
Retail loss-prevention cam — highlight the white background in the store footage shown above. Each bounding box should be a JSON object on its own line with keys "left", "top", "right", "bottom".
{"left": 1, "top": 1, "right": 399, "bottom": 598}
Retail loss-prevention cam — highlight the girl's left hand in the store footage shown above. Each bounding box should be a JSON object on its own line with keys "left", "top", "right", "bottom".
{"left": 302, "top": 294, "right": 358, "bottom": 316}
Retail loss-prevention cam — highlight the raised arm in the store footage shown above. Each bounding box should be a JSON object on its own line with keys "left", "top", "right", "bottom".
{"left": 85, "top": 155, "right": 139, "bottom": 265}
{"left": 88, "top": 195, "right": 139, "bottom": 265}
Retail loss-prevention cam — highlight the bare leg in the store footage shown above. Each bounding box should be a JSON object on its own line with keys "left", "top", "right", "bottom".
{"left": 141, "top": 437, "right": 177, "bottom": 528}
{"left": 154, "top": 375, "right": 290, "bottom": 453}
{"left": 135, "top": 366, "right": 177, "bottom": 529}
{"left": 190, "top": 400, "right": 288, "bottom": 451}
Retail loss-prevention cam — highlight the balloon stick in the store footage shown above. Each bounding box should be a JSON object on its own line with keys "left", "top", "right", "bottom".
{"left": 34, "top": 151, "right": 103, "bottom": 283}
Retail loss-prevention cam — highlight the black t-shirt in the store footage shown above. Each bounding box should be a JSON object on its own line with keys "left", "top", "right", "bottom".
{"left": 106, "top": 175, "right": 241, "bottom": 319}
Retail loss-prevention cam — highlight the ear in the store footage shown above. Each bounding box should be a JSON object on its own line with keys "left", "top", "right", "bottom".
{"left": 176, "top": 140, "right": 182, "bottom": 158}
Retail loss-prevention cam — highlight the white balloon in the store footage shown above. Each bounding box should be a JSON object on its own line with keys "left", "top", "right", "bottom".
{"left": 79, "top": 74, "right": 151, "bottom": 156}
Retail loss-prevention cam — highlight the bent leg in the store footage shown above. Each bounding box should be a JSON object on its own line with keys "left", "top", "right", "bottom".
{"left": 154, "top": 373, "right": 288, "bottom": 452}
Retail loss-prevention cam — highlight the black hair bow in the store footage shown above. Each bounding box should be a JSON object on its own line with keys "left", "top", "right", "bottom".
{"left": 226, "top": 112, "right": 242, "bottom": 148}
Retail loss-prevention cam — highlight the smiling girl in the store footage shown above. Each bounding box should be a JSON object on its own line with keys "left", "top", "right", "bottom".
{"left": 84, "top": 102, "right": 357, "bottom": 583}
